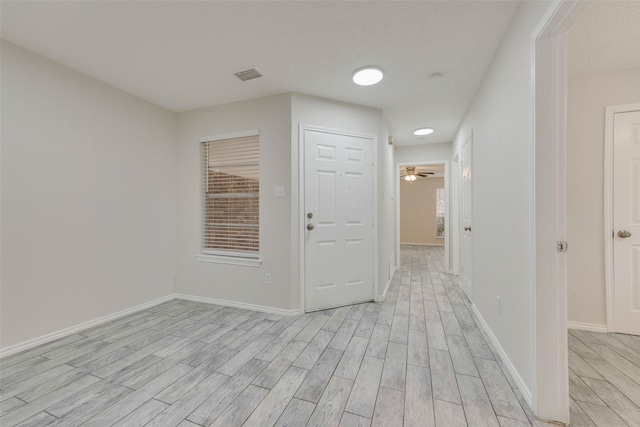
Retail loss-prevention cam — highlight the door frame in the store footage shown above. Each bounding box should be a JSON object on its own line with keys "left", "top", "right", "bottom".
{"left": 298, "top": 124, "right": 378, "bottom": 313}
{"left": 532, "top": 0, "right": 588, "bottom": 422}
{"left": 604, "top": 103, "right": 640, "bottom": 332}
{"left": 458, "top": 133, "right": 473, "bottom": 300}
{"left": 395, "top": 160, "right": 450, "bottom": 273}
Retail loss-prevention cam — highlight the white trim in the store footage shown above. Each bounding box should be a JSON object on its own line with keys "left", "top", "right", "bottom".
{"left": 376, "top": 260, "right": 396, "bottom": 302}
{"left": 195, "top": 254, "right": 262, "bottom": 267}
{"left": 604, "top": 103, "right": 640, "bottom": 333}
{"left": 396, "top": 160, "right": 450, "bottom": 275}
{"left": 0, "top": 295, "right": 174, "bottom": 359}
{"left": 567, "top": 321, "right": 608, "bottom": 333}
{"left": 532, "top": 0, "right": 588, "bottom": 423}
{"left": 200, "top": 129, "right": 259, "bottom": 143}
{"left": 472, "top": 304, "right": 533, "bottom": 406}
{"left": 400, "top": 242, "right": 444, "bottom": 247}
{"left": 175, "top": 294, "right": 301, "bottom": 317}
{"left": 298, "top": 124, "right": 378, "bottom": 313}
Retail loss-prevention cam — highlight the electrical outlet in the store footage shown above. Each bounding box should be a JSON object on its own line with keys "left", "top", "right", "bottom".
{"left": 265, "top": 273, "right": 272, "bottom": 284}
{"left": 496, "top": 296, "right": 501, "bottom": 313}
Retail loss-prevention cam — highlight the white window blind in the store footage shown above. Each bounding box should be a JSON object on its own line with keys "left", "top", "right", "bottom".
{"left": 201, "top": 132, "right": 259, "bottom": 258}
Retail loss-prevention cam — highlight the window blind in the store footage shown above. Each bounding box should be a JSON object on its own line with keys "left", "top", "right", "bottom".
{"left": 201, "top": 133, "right": 259, "bottom": 258}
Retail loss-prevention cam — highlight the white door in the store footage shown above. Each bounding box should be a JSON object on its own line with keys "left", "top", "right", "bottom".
{"left": 460, "top": 135, "right": 473, "bottom": 299}
{"left": 613, "top": 109, "right": 640, "bottom": 335}
{"left": 304, "top": 128, "right": 374, "bottom": 311}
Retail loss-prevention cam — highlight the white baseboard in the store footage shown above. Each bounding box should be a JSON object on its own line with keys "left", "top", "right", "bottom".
{"left": 399, "top": 242, "right": 444, "bottom": 247}
{"left": 471, "top": 304, "right": 533, "bottom": 409}
{"left": 174, "top": 294, "right": 301, "bottom": 317}
{"left": 567, "top": 321, "right": 607, "bottom": 333}
{"left": 376, "top": 259, "right": 397, "bottom": 302}
{"left": 0, "top": 294, "right": 174, "bottom": 359}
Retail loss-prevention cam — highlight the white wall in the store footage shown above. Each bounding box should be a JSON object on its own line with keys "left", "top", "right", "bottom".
{"left": 1, "top": 41, "right": 178, "bottom": 349}
{"left": 451, "top": 0, "right": 553, "bottom": 398}
{"left": 567, "top": 68, "right": 640, "bottom": 327}
{"left": 175, "top": 93, "right": 293, "bottom": 310}
{"left": 291, "top": 93, "right": 394, "bottom": 300}
{"left": 395, "top": 142, "right": 452, "bottom": 164}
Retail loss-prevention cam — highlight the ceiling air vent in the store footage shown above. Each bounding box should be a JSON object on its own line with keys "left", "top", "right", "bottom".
{"left": 234, "top": 68, "right": 262, "bottom": 81}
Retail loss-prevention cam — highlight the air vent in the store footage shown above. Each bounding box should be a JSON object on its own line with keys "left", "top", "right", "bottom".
{"left": 234, "top": 68, "right": 262, "bottom": 81}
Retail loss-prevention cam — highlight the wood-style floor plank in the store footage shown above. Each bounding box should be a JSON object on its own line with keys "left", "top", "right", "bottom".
{"left": 0, "top": 247, "right": 581, "bottom": 427}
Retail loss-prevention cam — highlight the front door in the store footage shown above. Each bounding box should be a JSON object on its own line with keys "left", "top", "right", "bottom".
{"left": 460, "top": 135, "right": 473, "bottom": 299}
{"left": 613, "top": 109, "right": 640, "bottom": 335}
{"left": 303, "top": 127, "right": 374, "bottom": 311}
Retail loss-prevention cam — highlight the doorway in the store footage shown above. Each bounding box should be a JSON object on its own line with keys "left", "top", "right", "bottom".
{"left": 396, "top": 161, "right": 449, "bottom": 271}
{"left": 605, "top": 105, "right": 640, "bottom": 335}
{"left": 300, "top": 125, "right": 376, "bottom": 312}
{"left": 459, "top": 134, "right": 473, "bottom": 300}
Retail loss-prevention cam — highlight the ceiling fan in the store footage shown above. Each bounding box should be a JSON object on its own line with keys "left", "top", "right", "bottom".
{"left": 401, "top": 166, "right": 435, "bottom": 181}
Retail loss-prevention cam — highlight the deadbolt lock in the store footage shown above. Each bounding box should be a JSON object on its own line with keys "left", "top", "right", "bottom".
{"left": 307, "top": 212, "right": 313, "bottom": 219}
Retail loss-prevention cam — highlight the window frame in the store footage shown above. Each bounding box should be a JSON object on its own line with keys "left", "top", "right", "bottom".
{"left": 196, "top": 129, "right": 262, "bottom": 267}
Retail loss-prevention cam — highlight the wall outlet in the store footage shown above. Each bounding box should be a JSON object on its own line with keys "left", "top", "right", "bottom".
{"left": 274, "top": 186, "right": 285, "bottom": 197}
{"left": 264, "top": 273, "right": 272, "bottom": 284}
{"left": 496, "top": 296, "right": 501, "bottom": 313}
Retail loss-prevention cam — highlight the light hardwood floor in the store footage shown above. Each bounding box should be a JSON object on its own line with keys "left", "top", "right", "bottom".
{"left": 0, "top": 245, "right": 571, "bottom": 426}
{"left": 568, "top": 328, "right": 640, "bottom": 426}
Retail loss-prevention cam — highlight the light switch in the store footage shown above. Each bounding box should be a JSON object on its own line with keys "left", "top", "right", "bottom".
{"left": 274, "top": 186, "right": 285, "bottom": 197}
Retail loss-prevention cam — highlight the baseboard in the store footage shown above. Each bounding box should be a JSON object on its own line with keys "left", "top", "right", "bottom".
{"left": 376, "top": 262, "right": 396, "bottom": 302}
{"left": 567, "top": 321, "right": 607, "bottom": 333}
{"left": 0, "top": 294, "right": 175, "bottom": 359}
{"left": 471, "top": 304, "right": 533, "bottom": 409}
{"left": 174, "top": 294, "right": 301, "bottom": 317}
{"left": 399, "top": 242, "right": 444, "bottom": 247}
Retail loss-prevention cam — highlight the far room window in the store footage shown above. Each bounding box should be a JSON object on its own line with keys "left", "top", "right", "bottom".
{"left": 436, "top": 187, "right": 445, "bottom": 238}
{"left": 201, "top": 131, "right": 260, "bottom": 259}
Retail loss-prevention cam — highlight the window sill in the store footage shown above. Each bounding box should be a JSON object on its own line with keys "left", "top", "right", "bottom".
{"left": 436, "top": 236, "right": 445, "bottom": 239}
{"left": 195, "top": 254, "right": 262, "bottom": 267}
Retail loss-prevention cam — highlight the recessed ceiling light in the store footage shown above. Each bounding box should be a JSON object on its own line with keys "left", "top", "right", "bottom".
{"left": 414, "top": 128, "right": 434, "bottom": 136}
{"left": 353, "top": 67, "right": 383, "bottom": 86}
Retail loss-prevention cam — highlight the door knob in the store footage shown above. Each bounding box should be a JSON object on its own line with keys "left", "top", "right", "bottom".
{"left": 618, "top": 230, "right": 632, "bottom": 238}
{"left": 464, "top": 226, "right": 471, "bottom": 232}
{"left": 307, "top": 223, "right": 315, "bottom": 231}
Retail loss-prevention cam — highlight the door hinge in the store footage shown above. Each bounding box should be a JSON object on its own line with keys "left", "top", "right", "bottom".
{"left": 557, "top": 241, "right": 568, "bottom": 253}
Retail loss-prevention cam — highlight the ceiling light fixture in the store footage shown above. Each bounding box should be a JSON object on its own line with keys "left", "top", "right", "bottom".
{"left": 353, "top": 67, "right": 384, "bottom": 86}
{"left": 414, "top": 128, "right": 434, "bottom": 136}
{"left": 404, "top": 166, "right": 417, "bottom": 182}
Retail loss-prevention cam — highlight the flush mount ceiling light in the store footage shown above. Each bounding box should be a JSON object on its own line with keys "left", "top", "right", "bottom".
{"left": 353, "top": 67, "right": 383, "bottom": 86}
{"left": 414, "top": 128, "right": 434, "bottom": 136}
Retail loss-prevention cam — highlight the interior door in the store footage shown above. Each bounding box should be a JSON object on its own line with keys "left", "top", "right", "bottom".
{"left": 613, "top": 109, "right": 640, "bottom": 335}
{"left": 304, "top": 128, "right": 374, "bottom": 311}
{"left": 460, "top": 135, "right": 473, "bottom": 299}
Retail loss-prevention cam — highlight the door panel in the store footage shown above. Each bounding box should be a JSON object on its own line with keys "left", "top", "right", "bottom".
{"left": 613, "top": 109, "right": 640, "bottom": 335}
{"left": 460, "top": 135, "right": 473, "bottom": 299}
{"left": 304, "top": 128, "right": 374, "bottom": 311}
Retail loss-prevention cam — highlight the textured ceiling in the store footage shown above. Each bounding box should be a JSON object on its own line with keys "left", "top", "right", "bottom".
{"left": 569, "top": 1, "right": 640, "bottom": 77}
{"left": 1, "top": 1, "right": 520, "bottom": 146}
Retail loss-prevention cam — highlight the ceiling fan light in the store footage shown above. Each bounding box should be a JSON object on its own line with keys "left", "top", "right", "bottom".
{"left": 404, "top": 174, "right": 417, "bottom": 182}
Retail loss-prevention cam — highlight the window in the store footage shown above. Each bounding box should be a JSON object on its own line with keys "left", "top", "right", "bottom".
{"left": 436, "top": 188, "right": 445, "bottom": 238}
{"left": 199, "top": 130, "right": 260, "bottom": 263}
